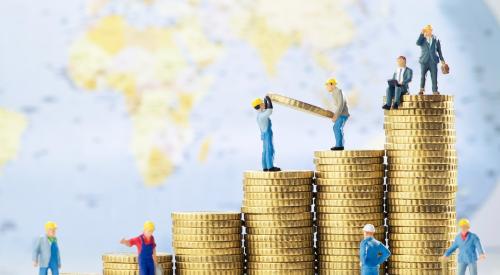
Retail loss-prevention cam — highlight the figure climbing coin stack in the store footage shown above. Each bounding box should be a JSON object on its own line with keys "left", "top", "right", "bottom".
{"left": 242, "top": 171, "right": 315, "bottom": 275}
{"left": 384, "top": 94, "right": 458, "bottom": 275}
{"left": 102, "top": 252, "right": 173, "bottom": 275}
{"left": 172, "top": 212, "right": 244, "bottom": 275}
{"left": 314, "top": 150, "right": 386, "bottom": 274}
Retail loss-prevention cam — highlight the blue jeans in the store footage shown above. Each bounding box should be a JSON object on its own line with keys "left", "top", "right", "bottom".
{"left": 39, "top": 264, "right": 59, "bottom": 275}
{"left": 420, "top": 61, "right": 438, "bottom": 92}
{"left": 386, "top": 85, "right": 407, "bottom": 106}
{"left": 261, "top": 129, "right": 275, "bottom": 169}
{"left": 139, "top": 260, "right": 155, "bottom": 275}
{"left": 458, "top": 262, "right": 477, "bottom": 275}
{"left": 333, "top": 115, "right": 348, "bottom": 147}
{"left": 361, "top": 266, "right": 379, "bottom": 275}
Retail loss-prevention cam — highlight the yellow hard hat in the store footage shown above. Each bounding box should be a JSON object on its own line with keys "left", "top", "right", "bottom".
{"left": 325, "top": 78, "right": 337, "bottom": 86}
{"left": 423, "top": 24, "right": 433, "bottom": 31}
{"left": 252, "top": 98, "right": 263, "bottom": 108}
{"left": 144, "top": 221, "right": 155, "bottom": 232}
{"left": 45, "top": 221, "right": 58, "bottom": 230}
{"left": 458, "top": 218, "right": 470, "bottom": 227}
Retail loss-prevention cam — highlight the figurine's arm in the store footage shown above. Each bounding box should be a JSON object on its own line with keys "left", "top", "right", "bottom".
{"left": 153, "top": 248, "right": 158, "bottom": 263}
{"left": 403, "top": 69, "right": 413, "bottom": 85}
{"left": 378, "top": 244, "right": 391, "bottom": 265}
{"left": 444, "top": 240, "right": 459, "bottom": 257}
{"left": 331, "top": 89, "right": 344, "bottom": 116}
{"left": 264, "top": 96, "right": 273, "bottom": 109}
{"left": 58, "top": 244, "right": 61, "bottom": 267}
{"left": 475, "top": 235, "right": 485, "bottom": 256}
{"left": 32, "top": 237, "right": 41, "bottom": 266}
{"left": 359, "top": 241, "right": 366, "bottom": 266}
{"left": 436, "top": 39, "right": 445, "bottom": 62}
{"left": 120, "top": 238, "right": 132, "bottom": 247}
{"left": 416, "top": 33, "right": 426, "bottom": 46}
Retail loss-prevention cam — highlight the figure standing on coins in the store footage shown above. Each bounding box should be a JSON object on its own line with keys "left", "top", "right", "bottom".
{"left": 252, "top": 95, "right": 280, "bottom": 172}
{"left": 417, "top": 24, "right": 446, "bottom": 95}
{"left": 325, "top": 78, "right": 349, "bottom": 151}
{"left": 120, "top": 221, "right": 158, "bottom": 275}
{"left": 33, "top": 221, "right": 61, "bottom": 275}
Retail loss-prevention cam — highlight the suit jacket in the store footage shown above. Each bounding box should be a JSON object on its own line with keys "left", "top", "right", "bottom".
{"left": 33, "top": 235, "right": 61, "bottom": 268}
{"left": 359, "top": 237, "right": 391, "bottom": 268}
{"left": 416, "top": 34, "right": 444, "bottom": 64}
{"left": 391, "top": 67, "right": 413, "bottom": 92}
{"left": 444, "top": 232, "right": 485, "bottom": 264}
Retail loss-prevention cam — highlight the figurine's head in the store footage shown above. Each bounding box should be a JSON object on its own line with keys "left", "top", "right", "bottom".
{"left": 362, "top": 224, "right": 375, "bottom": 237}
{"left": 44, "top": 221, "right": 57, "bottom": 237}
{"left": 252, "top": 98, "right": 265, "bottom": 111}
{"left": 458, "top": 218, "right": 470, "bottom": 233}
{"left": 397, "top": 56, "right": 406, "bottom": 68}
{"left": 423, "top": 24, "right": 433, "bottom": 37}
{"left": 324, "top": 78, "right": 337, "bottom": 92}
{"left": 143, "top": 221, "right": 155, "bottom": 238}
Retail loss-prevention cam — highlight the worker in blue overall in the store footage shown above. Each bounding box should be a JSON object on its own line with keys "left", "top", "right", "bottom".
{"left": 33, "top": 221, "right": 61, "bottom": 275}
{"left": 121, "top": 221, "right": 157, "bottom": 275}
{"left": 359, "top": 224, "right": 390, "bottom": 275}
{"left": 442, "top": 219, "right": 486, "bottom": 275}
{"left": 252, "top": 95, "right": 280, "bottom": 172}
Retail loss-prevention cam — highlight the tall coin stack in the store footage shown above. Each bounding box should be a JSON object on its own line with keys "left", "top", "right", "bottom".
{"left": 172, "top": 212, "right": 244, "bottom": 274}
{"left": 242, "top": 171, "right": 315, "bottom": 275}
{"left": 102, "top": 252, "right": 173, "bottom": 275}
{"left": 314, "top": 150, "right": 386, "bottom": 274}
{"left": 384, "top": 95, "right": 457, "bottom": 275}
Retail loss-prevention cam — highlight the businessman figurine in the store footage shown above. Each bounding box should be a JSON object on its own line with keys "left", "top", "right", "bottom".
{"left": 417, "top": 24, "right": 446, "bottom": 95}
{"left": 252, "top": 95, "right": 280, "bottom": 172}
{"left": 382, "top": 56, "right": 413, "bottom": 110}
{"left": 442, "top": 219, "right": 486, "bottom": 275}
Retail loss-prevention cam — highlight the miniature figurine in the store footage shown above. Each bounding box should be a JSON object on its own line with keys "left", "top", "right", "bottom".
{"left": 442, "top": 219, "right": 486, "bottom": 275}
{"left": 120, "top": 221, "right": 158, "bottom": 275}
{"left": 382, "top": 56, "right": 413, "bottom": 110}
{"left": 359, "top": 224, "right": 391, "bottom": 275}
{"left": 416, "top": 24, "right": 446, "bottom": 95}
{"left": 325, "top": 78, "right": 349, "bottom": 150}
{"left": 33, "top": 221, "right": 61, "bottom": 275}
{"left": 252, "top": 95, "right": 280, "bottom": 172}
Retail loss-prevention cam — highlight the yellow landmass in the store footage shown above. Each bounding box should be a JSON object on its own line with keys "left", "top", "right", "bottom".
{"left": 144, "top": 147, "right": 173, "bottom": 186}
{"left": 198, "top": 137, "right": 212, "bottom": 163}
{"left": 0, "top": 109, "right": 27, "bottom": 169}
{"left": 87, "top": 15, "right": 127, "bottom": 55}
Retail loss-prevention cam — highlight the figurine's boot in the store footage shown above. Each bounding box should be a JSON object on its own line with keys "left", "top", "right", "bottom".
{"left": 419, "top": 89, "right": 425, "bottom": 95}
{"left": 382, "top": 105, "right": 391, "bottom": 110}
{"left": 263, "top": 168, "right": 269, "bottom": 172}
{"left": 433, "top": 91, "right": 440, "bottom": 95}
{"left": 392, "top": 103, "right": 399, "bottom": 110}
{"left": 330, "top": 146, "right": 345, "bottom": 151}
{"left": 268, "top": 167, "right": 281, "bottom": 172}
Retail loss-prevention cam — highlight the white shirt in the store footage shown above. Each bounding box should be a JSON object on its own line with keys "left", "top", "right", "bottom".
{"left": 396, "top": 67, "right": 406, "bottom": 83}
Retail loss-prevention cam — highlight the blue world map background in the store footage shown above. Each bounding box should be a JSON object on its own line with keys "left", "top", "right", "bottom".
{"left": 0, "top": 0, "right": 499, "bottom": 274}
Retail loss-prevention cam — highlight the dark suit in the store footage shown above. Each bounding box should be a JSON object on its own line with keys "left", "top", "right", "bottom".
{"left": 416, "top": 34, "right": 444, "bottom": 92}
{"left": 386, "top": 67, "right": 412, "bottom": 106}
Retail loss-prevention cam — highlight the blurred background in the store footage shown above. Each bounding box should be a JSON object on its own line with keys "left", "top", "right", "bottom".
{"left": 0, "top": 0, "right": 499, "bottom": 274}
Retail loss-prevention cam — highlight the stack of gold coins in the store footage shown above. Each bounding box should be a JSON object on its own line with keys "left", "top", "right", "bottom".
{"left": 314, "top": 150, "right": 386, "bottom": 274}
{"left": 102, "top": 252, "right": 173, "bottom": 275}
{"left": 384, "top": 95, "right": 458, "bottom": 275}
{"left": 242, "top": 171, "right": 315, "bottom": 275}
{"left": 172, "top": 212, "right": 244, "bottom": 274}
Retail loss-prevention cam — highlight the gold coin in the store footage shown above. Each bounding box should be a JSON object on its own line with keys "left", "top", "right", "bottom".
{"left": 385, "top": 129, "right": 456, "bottom": 137}
{"left": 313, "top": 212, "right": 384, "bottom": 221}
{"left": 387, "top": 170, "right": 456, "bottom": 178}
{"left": 241, "top": 206, "right": 311, "bottom": 214}
{"left": 399, "top": 101, "right": 454, "bottom": 108}
{"left": 314, "top": 150, "right": 385, "bottom": 158}
{"left": 315, "top": 199, "right": 383, "bottom": 207}
{"left": 316, "top": 241, "right": 360, "bottom": 249}
{"left": 246, "top": 254, "right": 315, "bottom": 262}
{"left": 102, "top": 262, "right": 173, "bottom": 270}
{"left": 387, "top": 157, "right": 457, "bottom": 165}
{"left": 318, "top": 261, "right": 361, "bottom": 269}
{"left": 390, "top": 254, "right": 446, "bottom": 262}
{"left": 172, "top": 227, "right": 241, "bottom": 235}
{"left": 175, "top": 262, "right": 244, "bottom": 269}
{"left": 316, "top": 171, "right": 384, "bottom": 179}
{"left": 316, "top": 185, "right": 384, "bottom": 193}
{"left": 400, "top": 94, "right": 454, "bottom": 101}
{"left": 175, "top": 269, "right": 243, "bottom": 275}
{"left": 246, "top": 261, "right": 315, "bottom": 269}
{"left": 242, "top": 199, "right": 312, "bottom": 207}
{"left": 388, "top": 212, "right": 456, "bottom": 220}
{"left": 315, "top": 164, "right": 385, "bottom": 172}
{"left": 385, "top": 143, "right": 455, "bottom": 150}
{"left": 314, "top": 206, "right": 383, "bottom": 214}
{"left": 390, "top": 226, "right": 455, "bottom": 234}
{"left": 174, "top": 254, "right": 243, "bottom": 263}
{"left": 244, "top": 192, "right": 312, "bottom": 200}
{"left": 172, "top": 241, "right": 242, "bottom": 249}
{"left": 317, "top": 226, "right": 385, "bottom": 235}
{"left": 388, "top": 185, "right": 457, "bottom": 192}
{"left": 389, "top": 240, "right": 452, "bottom": 248}
{"left": 388, "top": 205, "right": 455, "bottom": 213}
{"left": 388, "top": 262, "right": 444, "bottom": 269}
{"left": 171, "top": 212, "right": 241, "bottom": 221}
{"left": 243, "top": 178, "right": 312, "bottom": 186}
{"left": 102, "top": 252, "right": 172, "bottom": 263}
{"left": 243, "top": 185, "right": 312, "bottom": 193}
{"left": 386, "top": 108, "right": 454, "bottom": 116}
{"left": 317, "top": 234, "right": 383, "bottom": 242}
{"left": 387, "top": 177, "right": 457, "bottom": 185}
{"left": 386, "top": 135, "right": 455, "bottom": 143}
{"left": 103, "top": 271, "right": 168, "bottom": 275}
{"left": 315, "top": 178, "right": 384, "bottom": 186}
{"left": 245, "top": 247, "right": 314, "bottom": 256}
{"left": 384, "top": 122, "right": 454, "bottom": 131}
{"left": 243, "top": 170, "right": 313, "bottom": 179}
{"left": 173, "top": 247, "right": 243, "bottom": 256}
{"left": 267, "top": 93, "right": 334, "bottom": 118}
{"left": 387, "top": 192, "right": 455, "bottom": 200}
{"left": 389, "top": 233, "right": 455, "bottom": 241}
{"left": 172, "top": 220, "right": 242, "bottom": 228}
{"left": 315, "top": 192, "right": 383, "bottom": 200}
{"left": 246, "top": 226, "right": 313, "bottom": 235}
{"left": 391, "top": 247, "right": 447, "bottom": 255}
{"left": 388, "top": 219, "right": 455, "bottom": 227}
{"left": 387, "top": 269, "right": 453, "bottom": 275}
{"left": 245, "top": 234, "right": 313, "bottom": 242}
{"left": 387, "top": 198, "right": 455, "bottom": 206}
{"left": 316, "top": 219, "right": 384, "bottom": 227}
{"left": 314, "top": 157, "right": 384, "bottom": 165}
{"left": 173, "top": 234, "right": 242, "bottom": 242}
{"left": 316, "top": 248, "right": 359, "bottom": 256}
{"left": 245, "top": 240, "right": 313, "bottom": 249}
{"left": 246, "top": 269, "right": 314, "bottom": 275}
{"left": 313, "top": 270, "right": 363, "bottom": 275}
{"left": 245, "top": 219, "right": 312, "bottom": 228}
{"left": 244, "top": 213, "right": 312, "bottom": 221}
{"left": 384, "top": 116, "right": 455, "bottom": 123}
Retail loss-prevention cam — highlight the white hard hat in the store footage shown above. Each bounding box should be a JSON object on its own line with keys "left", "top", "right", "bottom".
{"left": 363, "top": 224, "right": 376, "bottom": 233}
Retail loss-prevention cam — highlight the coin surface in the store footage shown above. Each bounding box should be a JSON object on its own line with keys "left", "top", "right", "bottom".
{"left": 267, "top": 93, "right": 334, "bottom": 118}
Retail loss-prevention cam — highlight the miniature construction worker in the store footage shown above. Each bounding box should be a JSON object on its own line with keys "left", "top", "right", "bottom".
{"left": 382, "top": 56, "right": 413, "bottom": 110}
{"left": 252, "top": 95, "right": 280, "bottom": 172}
{"left": 325, "top": 78, "right": 349, "bottom": 151}
{"left": 442, "top": 219, "right": 486, "bottom": 275}
{"left": 417, "top": 24, "right": 446, "bottom": 95}
{"left": 120, "top": 221, "right": 158, "bottom": 275}
{"left": 359, "top": 224, "right": 390, "bottom": 275}
{"left": 33, "top": 221, "right": 61, "bottom": 275}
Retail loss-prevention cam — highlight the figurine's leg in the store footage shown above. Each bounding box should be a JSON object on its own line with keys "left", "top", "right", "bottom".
{"left": 468, "top": 262, "right": 477, "bottom": 275}
{"left": 394, "top": 86, "right": 403, "bottom": 105}
{"left": 385, "top": 85, "right": 394, "bottom": 106}
{"left": 49, "top": 264, "right": 59, "bottom": 275}
{"left": 39, "top": 267, "right": 48, "bottom": 275}
{"left": 261, "top": 140, "right": 268, "bottom": 170}
{"left": 333, "top": 116, "right": 347, "bottom": 147}
{"left": 266, "top": 135, "right": 275, "bottom": 169}
{"left": 457, "top": 262, "right": 467, "bottom": 275}
{"left": 420, "top": 62, "right": 429, "bottom": 93}
{"left": 430, "top": 62, "right": 439, "bottom": 93}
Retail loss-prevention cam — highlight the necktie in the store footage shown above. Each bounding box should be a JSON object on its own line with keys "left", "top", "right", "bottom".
{"left": 398, "top": 69, "right": 402, "bottom": 83}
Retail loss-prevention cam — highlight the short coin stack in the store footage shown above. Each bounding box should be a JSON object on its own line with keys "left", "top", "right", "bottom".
{"left": 102, "top": 252, "right": 173, "bottom": 275}
{"left": 384, "top": 95, "right": 457, "bottom": 275}
{"left": 314, "top": 150, "right": 386, "bottom": 274}
{"left": 171, "top": 212, "right": 244, "bottom": 274}
{"left": 242, "top": 171, "right": 315, "bottom": 275}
